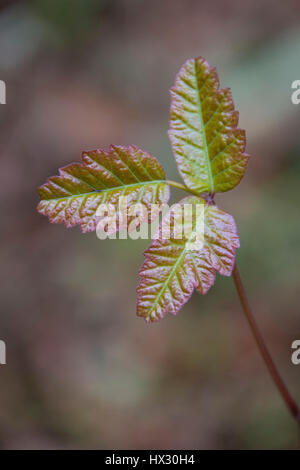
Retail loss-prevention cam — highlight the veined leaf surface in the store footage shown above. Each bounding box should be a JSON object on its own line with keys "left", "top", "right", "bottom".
{"left": 137, "top": 196, "right": 239, "bottom": 322}
{"left": 169, "top": 57, "right": 248, "bottom": 194}
{"left": 38, "top": 145, "right": 170, "bottom": 233}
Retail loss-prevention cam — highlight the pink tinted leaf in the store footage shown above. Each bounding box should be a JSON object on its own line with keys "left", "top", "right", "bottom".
{"left": 169, "top": 57, "right": 249, "bottom": 194}
{"left": 137, "top": 196, "right": 239, "bottom": 322}
{"left": 37, "top": 145, "right": 170, "bottom": 233}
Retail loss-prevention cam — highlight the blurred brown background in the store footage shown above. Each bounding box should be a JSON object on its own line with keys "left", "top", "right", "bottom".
{"left": 0, "top": 0, "right": 300, "bottom": 449}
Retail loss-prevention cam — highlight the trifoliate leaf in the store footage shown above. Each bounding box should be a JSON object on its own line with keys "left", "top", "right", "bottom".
{"left": 37, "top": 145, "right": 170, "bottom": 233}
{"left": 137, "top": 196, "right": 239, "bottom": 322}
{"left": 169, "top": 57, "right": 249, "bottom": 194}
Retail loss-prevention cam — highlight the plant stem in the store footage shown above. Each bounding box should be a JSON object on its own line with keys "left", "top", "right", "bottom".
{"left": 165, "top": 180, "right": 200, "bottom": 197}
{"left": 167, "top": 178, "right": 299, "bottom": 423}
{"left": 232, "top": 262, "right": 300, "bottom": 424}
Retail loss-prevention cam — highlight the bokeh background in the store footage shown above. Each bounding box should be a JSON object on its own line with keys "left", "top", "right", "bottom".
{"left": 1, "top": 0, "right": 300, "bottom": 449}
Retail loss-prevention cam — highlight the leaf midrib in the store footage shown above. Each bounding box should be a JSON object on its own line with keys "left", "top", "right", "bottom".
{"left": 193, "top": 60, "right": 214, "bottom": 193}
{"left": 146, "top": 204, "right": 205, "bottom": 319}
{"left": 40, "top": 180, "right": 166, "bottom": 203}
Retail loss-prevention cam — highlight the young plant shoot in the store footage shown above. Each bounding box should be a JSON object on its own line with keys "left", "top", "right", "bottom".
{"left": 37, "top": 57, "right": 300, "bottom": 425}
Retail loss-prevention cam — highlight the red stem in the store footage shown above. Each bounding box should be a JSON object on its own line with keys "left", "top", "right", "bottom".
{"left": 232, "top": 262, "right": 300, "bottom": 424}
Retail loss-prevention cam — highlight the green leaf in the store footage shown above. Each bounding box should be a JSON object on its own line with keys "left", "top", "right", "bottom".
{"left": 169, "top": 57, "right": 249, "bottom": 194}
{"left": 137, "top": 196, "right": 239, "bottom": 322}
{"left": 37, "top": 145, "right": 170, "bottom": 233}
